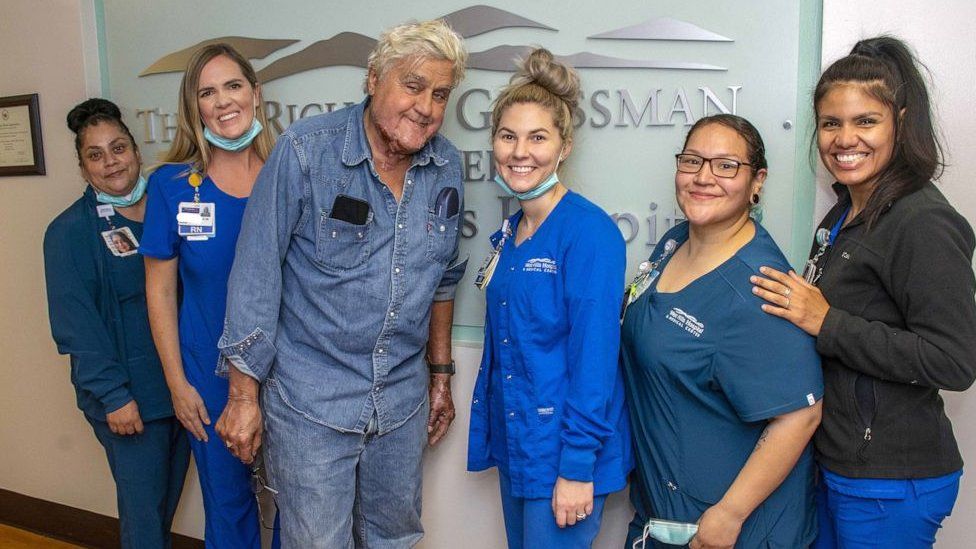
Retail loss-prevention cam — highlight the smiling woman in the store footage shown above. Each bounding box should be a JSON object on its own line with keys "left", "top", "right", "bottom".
{"left": 140, "top": 43, "right": 277, "bottom": 549}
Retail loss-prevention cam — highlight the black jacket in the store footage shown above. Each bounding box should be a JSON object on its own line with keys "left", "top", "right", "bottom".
{"left": 813, "top": 181, "right": 976, "bottom": 479}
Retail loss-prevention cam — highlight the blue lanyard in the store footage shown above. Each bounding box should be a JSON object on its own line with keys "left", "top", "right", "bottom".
{"left": 828, "top": 206, "right": 850, "bottom": 245}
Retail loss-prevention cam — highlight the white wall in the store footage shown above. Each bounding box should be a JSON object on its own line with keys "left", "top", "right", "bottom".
{"left": 820, "top": 2, "right": 976, "bottom": 547}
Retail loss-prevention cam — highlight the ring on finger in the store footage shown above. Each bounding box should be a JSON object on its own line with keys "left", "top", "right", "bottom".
{"left": 783, "top": 287, "right": 792, "bottom": 297}
{"left": 785, "top": 297, "right": 791, "bottom": 309}
{"left": 576, "top": 512, "right": 587, "bottom": 520}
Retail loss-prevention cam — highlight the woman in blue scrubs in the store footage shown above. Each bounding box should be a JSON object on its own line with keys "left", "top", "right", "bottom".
{"left": 45, "top": 98, "right": 189, "bottom": 548}
{"left": 752, "top": 36, "right": 976, "bottom": 548}
{"left": 620, "top": 115, "right": 823, "bottom": 548}
{"left": 142, "top": 44, "right": 275, "bottom": 548}
{"left": 467, "top": 48, "right": 632, "bottom": 548}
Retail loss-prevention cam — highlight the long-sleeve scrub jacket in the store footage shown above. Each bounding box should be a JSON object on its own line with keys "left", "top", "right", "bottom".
{"left": 467, "top": 191, "right": 633, "bottom": 498}
{"left": 44, "top": 187, "right": 173, "bottom": 421}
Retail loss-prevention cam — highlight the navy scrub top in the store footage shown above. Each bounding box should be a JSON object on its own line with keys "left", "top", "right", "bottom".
{"left": 620, "top": 221, "right": 823, "bottom": 548}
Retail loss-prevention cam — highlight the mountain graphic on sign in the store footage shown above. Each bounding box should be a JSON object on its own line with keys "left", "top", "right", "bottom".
{"left": 139, "top": 6, "right": 729, "bottom": 80}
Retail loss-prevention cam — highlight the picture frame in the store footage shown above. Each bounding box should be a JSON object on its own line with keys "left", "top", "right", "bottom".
{"left": 0, "top": 93, "right": 46, "bottom": 176}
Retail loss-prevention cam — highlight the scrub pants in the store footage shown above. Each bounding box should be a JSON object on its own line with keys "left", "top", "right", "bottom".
{"left": 814, "top": 467, "right": 961, "bottom": 549}
{"left": 88, "top": 416, "right": 190, "bottom": 549}
{"left": 190, "top": 418, "right": 266, "bottom": 549}
{"left": 498, "top": 472, "right": 608, "bottom": 549}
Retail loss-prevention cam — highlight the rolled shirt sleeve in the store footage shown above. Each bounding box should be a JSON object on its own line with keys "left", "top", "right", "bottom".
{"left": 217, "top": 134, "right": 306, "bottom": 382}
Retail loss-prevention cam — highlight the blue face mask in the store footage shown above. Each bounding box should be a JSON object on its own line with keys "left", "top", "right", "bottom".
{"left": 203, "top": 118, "right": 263, "bottom": 152}
{"left": 493, "top": 151, "right": 564, "bottom": 201}
{"left": 95, "top": 174, "right": 147, "bottom": 207}
{"left": 632, "top": 519, "right": 699, "bottom": 548}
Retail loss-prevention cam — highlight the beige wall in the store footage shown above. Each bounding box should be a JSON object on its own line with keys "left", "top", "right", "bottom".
{"left": 0, "top": 0, "right": 206, "bottom": 539}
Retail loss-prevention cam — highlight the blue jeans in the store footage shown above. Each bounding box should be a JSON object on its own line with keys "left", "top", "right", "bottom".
{"left": 814, "top": 467, "right": 961, "bottom": 548}
{"left": 499, "top": 472, "right": 607, "bottom": 549}
{"left": 88, "top": 416, "right": 189, "bottom": 549}
{"left": 262, "top": 377, "right": 429, "bottom": 548}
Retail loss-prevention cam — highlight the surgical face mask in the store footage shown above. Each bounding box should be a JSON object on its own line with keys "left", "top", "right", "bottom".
{"left": 632, "top": 518, "right": 698, "bottom": 548}
{"left": 493, "top": 149, "right": 564, "bottom": 201}
{"left": 203, "top": 118, "right": 263, "bottom": 152}
{"left": 95, "top": 174, "right": 147, "bottom": 207}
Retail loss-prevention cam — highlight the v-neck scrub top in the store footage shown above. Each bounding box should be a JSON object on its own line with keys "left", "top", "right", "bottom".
{"left": 140, "top": 163, "right": 248, "bottom": 414}
{"left": 620, "top": 221, "right": 823, "bottom": 547}
{"left": 467, "top": 191, "right": 633, "bottom": 499}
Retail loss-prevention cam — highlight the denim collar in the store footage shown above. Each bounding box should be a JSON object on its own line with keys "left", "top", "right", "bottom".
{"left": 341, "top": 98, "right": 449, "bottom": 169}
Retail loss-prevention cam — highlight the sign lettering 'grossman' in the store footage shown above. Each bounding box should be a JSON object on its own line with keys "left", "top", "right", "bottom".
{"left": 107, "top": 2, "right": 809, "bottom": 327}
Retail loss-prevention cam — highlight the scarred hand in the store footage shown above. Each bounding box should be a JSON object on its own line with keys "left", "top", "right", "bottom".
{"left": 427, "top": 373, "right": 455, "bottom": 446}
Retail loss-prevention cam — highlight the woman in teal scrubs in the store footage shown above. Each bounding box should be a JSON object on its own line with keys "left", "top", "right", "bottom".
{"left": 44, "top": 98, "right": 189, "bottom": 548}
{"left": 142, "top": 43, "right": 275, "bottom": 548}
{"left": 621, "top": 115, "right": 823, "bottom": 548}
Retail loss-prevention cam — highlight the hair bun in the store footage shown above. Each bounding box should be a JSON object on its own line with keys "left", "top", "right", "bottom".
{"left": 512, "top": 48, "right": 581, "bottom": 114}
{"left": 66, "top": 98, "right": 122, "bottom": 135}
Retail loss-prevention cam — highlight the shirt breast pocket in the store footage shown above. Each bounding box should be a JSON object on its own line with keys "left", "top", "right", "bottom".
{"left": 425, "top": 210, "right": 458, "bottom": 264}
{"left": 315, "top": 209, "right": 372, "bottom": 271}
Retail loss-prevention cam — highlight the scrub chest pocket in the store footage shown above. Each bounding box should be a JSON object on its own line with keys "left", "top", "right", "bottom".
{"left": 315, "top": 209, "right": 373, "bottom": 271}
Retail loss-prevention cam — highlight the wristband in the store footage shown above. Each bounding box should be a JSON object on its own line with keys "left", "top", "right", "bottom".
{"left": 426, "top": 358, "right": 456, "bottom": 375}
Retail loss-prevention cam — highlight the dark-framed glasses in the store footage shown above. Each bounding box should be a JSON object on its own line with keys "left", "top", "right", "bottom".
{"left": 250, "top": 456, "right": 280, "bottom": 531}
{"left": 675, "top": 153, "right": 752, "bottom": 178}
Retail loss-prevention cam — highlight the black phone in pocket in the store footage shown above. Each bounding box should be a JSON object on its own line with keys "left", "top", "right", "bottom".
{"left": 329, "top": 194, "right": 370, "bottom": 225}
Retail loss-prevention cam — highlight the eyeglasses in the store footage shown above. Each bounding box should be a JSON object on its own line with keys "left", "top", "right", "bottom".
{"left": 250, "top": 456, "right": 280, "bottom": 531}
{"left": 675, "top": 153, "right": 752, "bottom": 178}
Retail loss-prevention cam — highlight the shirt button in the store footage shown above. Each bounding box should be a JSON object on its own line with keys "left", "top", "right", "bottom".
{"left": 398, "top": 224, "right": 403, "bottom": 229}
{"left": 395, "top": 267, "right": 401, "bottom": 274}
{"left": 439, "top": 225, "right": 446, "bottom": 232}
{"left": 377, "top": 349, "right": 384, "bottom": 354}
{"left": 508, "top": 412, "right": 515, "bottom": 418}
{"left": 373, "top": 387, "right": 380, "bottom": 394}
{"left": 407, "top": 179, "right": 413, "bottom": 185}
{"left": 389, "top": 311, "right": 395, "bottom": 317}
{"left": 506, "top": 374, "right": 512, "bottom": 380}
{"left": 502, "top": 338, "right": 509, "bottom": 344}
{"left": 501, "top": 301, "right": 507, "bottom": 306}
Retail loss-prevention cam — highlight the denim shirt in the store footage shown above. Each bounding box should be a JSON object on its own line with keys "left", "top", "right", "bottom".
{"left": 218, "top": 99, "right": 466, "bottom": 435}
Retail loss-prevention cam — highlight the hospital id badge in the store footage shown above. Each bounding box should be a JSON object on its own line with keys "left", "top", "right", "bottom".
{"left": 620, "top": 262, "right": 660, "bottom": 323}
{"left": 177, "top": 201, "right": 216, "bottom": 241}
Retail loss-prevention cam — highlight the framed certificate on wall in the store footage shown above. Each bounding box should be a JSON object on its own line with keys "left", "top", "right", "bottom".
{"left": 0, "top": 93, "right": 46, "bottom": 176}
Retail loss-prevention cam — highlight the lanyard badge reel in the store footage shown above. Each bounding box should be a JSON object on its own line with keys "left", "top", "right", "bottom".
{"left": 177, "top": 171, "right": 216, "bottom": 241}
{"left": 620, "top": 239, "right": 677, "bottom": 323}
{"left": 474, "top": 219, "right": 512, "bottom": 291}
{"left": 802, "top": 206, "right": 849, "bottom": 285}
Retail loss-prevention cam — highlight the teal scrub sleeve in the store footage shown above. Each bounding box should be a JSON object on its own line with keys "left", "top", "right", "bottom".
{"left": 558, "top": 216, "right": 626, "bottom": 481}
{"left": 715, "top": 304, "right": 823, "bottom": 423}
{"left": 44, "top": 222, "right": 133, "bottom": 415}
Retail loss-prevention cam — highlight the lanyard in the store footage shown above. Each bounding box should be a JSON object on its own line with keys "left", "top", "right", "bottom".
{"left": 804, "top": 205, "right": 850, "bottom": 285}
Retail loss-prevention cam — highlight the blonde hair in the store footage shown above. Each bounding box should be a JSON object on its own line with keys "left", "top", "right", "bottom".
{"left": 364, "top": 19, "right": 467, "bottom": 91}
{"left": 491, "top": 48, "right": 580, "bottom": 143}
{"left": 159, "top": 43, "right": 274, "bottom": 173}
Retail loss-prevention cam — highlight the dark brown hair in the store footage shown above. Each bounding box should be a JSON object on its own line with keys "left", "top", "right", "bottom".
{"left": 682, "top": 113, "right": 767, "bottom": 172}
{"left": 66, "top": 98, "right": 137, "bottom": 163}
{"left": 814, "top": 35, "right": 943, "bottom": 228}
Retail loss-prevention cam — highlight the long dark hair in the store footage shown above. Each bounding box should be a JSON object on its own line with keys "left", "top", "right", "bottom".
{"left": 814, "top": 35, "right": 943, "bottom": 228}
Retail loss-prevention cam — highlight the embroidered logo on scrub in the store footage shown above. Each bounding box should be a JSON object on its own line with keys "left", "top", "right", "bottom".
{"left": 665, "top": 307, "right": 705, "bottom": 337}
{"left": 523, "top": 257, "right": 558, "bottom": 274}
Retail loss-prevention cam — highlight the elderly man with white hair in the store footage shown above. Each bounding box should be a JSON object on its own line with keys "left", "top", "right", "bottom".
{"left": 214, "top": 19, "right": 468, "bottom": 547}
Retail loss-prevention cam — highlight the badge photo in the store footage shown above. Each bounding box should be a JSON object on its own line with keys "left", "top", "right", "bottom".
{"left": 101, "top": 227, "right": 139, "bottom": 257}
